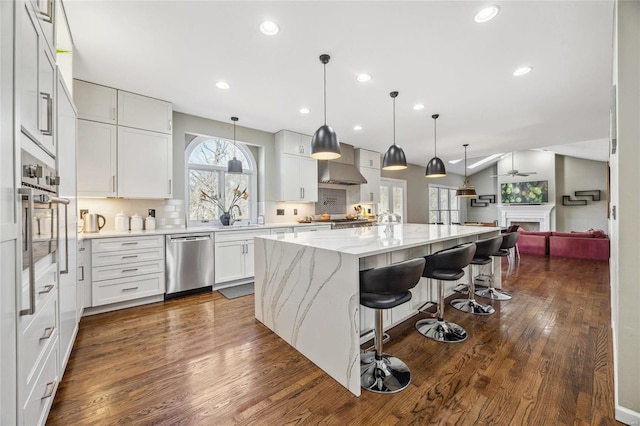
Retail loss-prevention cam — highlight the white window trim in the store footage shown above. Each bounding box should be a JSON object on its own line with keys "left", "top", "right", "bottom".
{"left": 428, "top": 183, "right": 461, "bottom": 224}
{"left": 185, "top": 135, "right": 258, "bottom": 227}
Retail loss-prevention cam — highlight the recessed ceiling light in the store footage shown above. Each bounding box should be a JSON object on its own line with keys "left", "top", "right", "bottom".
{"left": 259, "top": 21, "right": 280, "bottom": 36}
{"left": 300, "top": 107, "right": 310, "bottom": 114}
{"left": 354, "top": 125, "right": 362, "bottom": 131}
{"left": 356, "top": 74, "right": 372, "bottom": 82}
{"left": 413, "top": 104, "right": 425, "bottom": 111}
{"left": 216, "top": 81, "right": 230, "bottom": 90}
{"left": 513, "top": 66, "right": 533, "bottom": 77}
{"left": 448, "top": 159, "right": 463, "bottom": 164}
{"left": 474, "top": 5, "right": 500, "bottom": 23}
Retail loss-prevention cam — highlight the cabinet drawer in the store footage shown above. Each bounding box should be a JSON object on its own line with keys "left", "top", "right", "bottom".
{"left": 92, "top": 273, "right": 164, "bottom": 306}
{"left": 92, "top": 247, "right": 164, "bottom": 267}
{"left": 20, "top": 262, "right": 57, "bottom": 326}
{"left": 92, "top": 235, "right": 164, "bottom": 253}
{"left": 21, "top": 291, "right": 57, "bottom": 394}
{"left": 214, "top": 229, "right": 269, "bottom": 243}
{"left": 23, "top": 339, "right": 59, "bottom": 426}
{"left": 92, "top": 260, "right": 164, "bottom": 282}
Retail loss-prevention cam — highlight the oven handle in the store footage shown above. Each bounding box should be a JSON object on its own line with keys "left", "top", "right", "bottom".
{"left": 19, "top": 188, "right": 36, "bottom": 316}
{"left": 41, "top": 195, "right": 71, "bottom": 275}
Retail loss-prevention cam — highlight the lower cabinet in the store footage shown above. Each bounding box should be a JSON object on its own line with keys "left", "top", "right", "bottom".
{"left": 90, "top": 235, "right": 165, "bottom": 307}
{"left": 214, "top": 229, "right": 269, "bottom": 286}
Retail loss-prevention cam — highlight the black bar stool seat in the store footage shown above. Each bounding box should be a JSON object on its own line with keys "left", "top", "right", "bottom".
{"left": 360, "top": 257, "right": 426, "bottom": 394}
{"left": 476, "top": 232, "right": 519, "bottom": 301}
{"left": 451, "top": 236, "right": 503, "bottom": 315}
{"left": 416, "top": 243, "right": 476, "bottom": 343}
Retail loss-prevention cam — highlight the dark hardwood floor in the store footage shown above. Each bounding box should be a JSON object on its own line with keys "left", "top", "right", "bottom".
{"left": 48, "top": 254, "right": 620, "bottom": 425}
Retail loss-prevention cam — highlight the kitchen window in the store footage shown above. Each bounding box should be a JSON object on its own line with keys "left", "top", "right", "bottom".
{"left": 428, "top": 184, "right": 460, "bottom": 224}
{"left": 185, "top": 135, "right": 257, "bottom": 226}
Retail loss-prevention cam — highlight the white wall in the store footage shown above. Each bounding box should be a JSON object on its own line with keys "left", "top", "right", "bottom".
{"left": 467, "top": 165, "right": 499, "bottom": 223}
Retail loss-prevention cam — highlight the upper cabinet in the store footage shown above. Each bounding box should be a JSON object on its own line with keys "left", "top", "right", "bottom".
{"left": 275, "top": 130, "right": 318, "bottom": 202}
{"left": 74, "top": 80, "right": 117, "bottom": 124}
{"left": 117, "top": 91, "right": 172, "bottom": 135}
{"left": 19, "top": 2, "right": 56, "bottom": 156}
{"left": 355, "top": 149, "right": 381, "bottom": 204}
{"left": 74, "top": 80, "right": 173, "bottom": 199}
{"left": 30, "top": 0, "right": 56, "bottom": 56}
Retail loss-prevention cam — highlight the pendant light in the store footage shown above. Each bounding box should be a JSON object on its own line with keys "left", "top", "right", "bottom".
{"left": 382, "top": 91, "right": 407, "bottom": 171}
{"left": 425, "top": 113, "right": 446, "bottom": 178}
{"left": 311, "top": 54, "right": 341, "bottom": 160}
{"left": 456, "top": 144, "right": 478, "bottom": 197}
{"left": 227, "top": 116, "right": 243, "bottom": 174}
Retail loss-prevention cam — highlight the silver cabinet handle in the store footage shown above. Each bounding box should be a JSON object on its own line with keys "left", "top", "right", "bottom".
{"left": 60, "top": 201, "right": 69, "bottom": 274}
{"left": 122, "top": 242, "right": 138, "bottom": 246}
{"left": 169, "top": 179, "right": 172, "bottom": 196}
{"left": 369, "top": 159, "right": 373, "bottom": 167}
{"left": 39, "top": 326, "right": 55, "bottom": 341}
{"left": 168, "top": 119, "right": 172, "bottom": 131}
{"left": 302, "top": 188, "right": 305, "bottom": 199}
{"left": 79, "top": 265, "right": 85, "bottom": 281}
{"left": 122, "top": 268, "right": 138, "bottom": 273}
{"left": 122, "top": 255, "right": 138, "bottom": 259}
{"left": 19, "top": 188, "right": 35, "bottom": 316}
{"left": 370, "top": 192, "right": 374, "bottom": 202}
{"left": 41, "top": 381, "right": 56, "bottom": 400}
{"left": 122, "top": 287, "right": 139, "bottom": 291}
{"left": 39, "top": 92, "right": 53, "bottom": 136}
{"left": 39, "top": 284, "right": 54, "bottom": 294}
{"left": 112, "top": 175, "right": 116, "bottom": 193}
{"left": 112, "top": 107, "right": 116, "bottom": 121}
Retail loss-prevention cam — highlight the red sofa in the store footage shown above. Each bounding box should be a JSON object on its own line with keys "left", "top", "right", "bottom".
{"left": 517, "top": 230, "right": 609, "bottom": 261}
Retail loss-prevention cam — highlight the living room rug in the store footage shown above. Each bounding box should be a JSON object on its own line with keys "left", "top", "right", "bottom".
{"left": 218, "top": 283, "right": 254, "bottom": 300}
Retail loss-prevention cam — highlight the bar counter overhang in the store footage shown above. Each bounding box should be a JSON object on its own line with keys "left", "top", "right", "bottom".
{"left": 254, "top": 223, "right": 501, "bottom": 396}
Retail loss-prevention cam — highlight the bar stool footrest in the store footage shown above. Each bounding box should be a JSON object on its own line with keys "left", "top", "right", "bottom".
{"left": 360, "top": 351, "right": 411, "bottom": 393}
{"left": 450, "top": 298, "right": 495, "bottom": 315}
{"left": 415, "top": 318, "right": 468, "bottom": 343}
{"left": 475, "top": 287, "right": 512, "bottom": 301}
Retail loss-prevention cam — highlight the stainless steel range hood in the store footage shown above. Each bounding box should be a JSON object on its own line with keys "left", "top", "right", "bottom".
{"left": 317, "top": 143, "right": 367, "bottom": 185}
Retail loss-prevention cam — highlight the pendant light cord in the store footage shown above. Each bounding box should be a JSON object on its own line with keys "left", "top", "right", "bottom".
{"left": 393, "top": 96, "right": 396, "bottom": 146}
{"left": 233, "top": 120, "right": 237, "bottom": 156}
{"left": 434, "top": 118, "right": 437, "bottom": 156}
{"left": 323, "top": 62, "right": 327, "bottom": 125}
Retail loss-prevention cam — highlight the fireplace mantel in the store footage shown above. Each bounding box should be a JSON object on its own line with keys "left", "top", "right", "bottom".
{"left": 497, "top": 204, "right": 555, "bottom": 232}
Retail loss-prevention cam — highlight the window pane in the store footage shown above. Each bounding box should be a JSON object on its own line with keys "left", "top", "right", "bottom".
{"left": 225, "top": 173, "right": 250, "bottom": 220}
{"left": 188, "top": 138, "right": 250, "bottom": 169}
{"left": 392, "top": 187, "right": 403, "bottom": 217}
{"left": 189, "top": 169, "right": 219, "bottom": 221}
{"left": 439, "top": 188, "right": 449, "bottom": 210}
{"left": 429, "top": 211, "right": 439, "bottom": 223}
{"left": 429, "top": 186, "right": 439, "bottom": 210}
{"left": 379, "top": 186, "right": 390, "bottom": 213}
{"left": 449, "top": 189, "right": 459, "bottom": 209}
{"left": 451, "top": 210, "right": 460, "bottom": 224}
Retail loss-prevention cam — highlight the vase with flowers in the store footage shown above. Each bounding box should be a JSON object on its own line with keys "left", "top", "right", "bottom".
{"left": 200, "top": 185, "right": 248, "bottom": 226}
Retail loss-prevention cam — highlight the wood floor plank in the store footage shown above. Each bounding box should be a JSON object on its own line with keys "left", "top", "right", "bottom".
{"left": 48, "top": 255, "right": 622, "bottom": 425}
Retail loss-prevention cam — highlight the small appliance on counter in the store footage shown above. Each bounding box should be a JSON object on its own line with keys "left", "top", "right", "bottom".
{"left": 83, "top": 213, "right": 106, "bottom": 233}
{"left": 130, "top": 214, "right": 143, "bottom": 231}
{"left": 145, "top": 215, "right": 156, "bottom": 230}
{"left": 115, "top": 211, "right": 129, "bottom": 231}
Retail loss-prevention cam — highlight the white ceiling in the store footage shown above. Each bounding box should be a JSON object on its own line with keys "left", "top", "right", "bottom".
{"left": 64, "top": 1, "right": 614, "bottom": 176}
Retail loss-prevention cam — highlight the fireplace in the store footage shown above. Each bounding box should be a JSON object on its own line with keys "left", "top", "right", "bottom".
{"left": 497, "top": 204, "right": 555, "bottom": 232}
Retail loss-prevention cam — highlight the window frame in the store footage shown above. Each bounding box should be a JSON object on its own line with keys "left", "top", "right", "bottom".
{"left": 379, "top": 177, "right": 407, "bottom": 221}
{"left": 428, "top": 184, "right": 460, "bottom": 225}
{"left": 185, "top": 134, "right": 258, "bottom": 227}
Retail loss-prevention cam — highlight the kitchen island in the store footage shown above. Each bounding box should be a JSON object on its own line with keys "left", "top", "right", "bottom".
{"left": 254, "top": 223, "right": 500, "bottom": 396}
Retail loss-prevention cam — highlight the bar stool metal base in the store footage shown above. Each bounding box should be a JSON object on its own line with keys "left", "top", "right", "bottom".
{"left": 450, "top": 298, "right": 495, "bottom": 315}
{"left": 416, "top": 318, "right": 468, "bottom": 343}
{"left": 475, "top": 287, "right": 512, "bottom": 301}
{"left": 360, "top": 352, "right": 411, "bottom": 393}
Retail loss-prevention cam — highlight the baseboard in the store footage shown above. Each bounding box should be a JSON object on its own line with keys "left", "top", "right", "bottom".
{"left": 82, "top": 294, "right": 164, "bottom": 316}
{"left": 616, "top": 405, "right": 640, "bottom": 425}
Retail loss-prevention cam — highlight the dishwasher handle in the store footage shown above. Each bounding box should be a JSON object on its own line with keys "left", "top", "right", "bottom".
{"left": 169, "top": 235, "right": 211, "bottom": 243}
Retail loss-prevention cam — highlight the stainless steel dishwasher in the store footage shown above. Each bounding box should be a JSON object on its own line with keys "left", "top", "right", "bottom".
{"left": 165, "top": 232, "right": 214, "bottom": 297}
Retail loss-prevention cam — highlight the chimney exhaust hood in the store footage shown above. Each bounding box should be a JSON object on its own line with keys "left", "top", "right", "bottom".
{"left": 317, "top": 143, "right": 367, "bottom": 185}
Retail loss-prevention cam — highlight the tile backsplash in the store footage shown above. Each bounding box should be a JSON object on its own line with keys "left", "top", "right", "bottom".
{"left": 78, "top": 198, "right": 184, "bottom": 231}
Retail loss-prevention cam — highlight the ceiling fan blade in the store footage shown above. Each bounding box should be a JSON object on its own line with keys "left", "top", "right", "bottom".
{"left": 516, "top": 173, "right": 530, "bottom": 177}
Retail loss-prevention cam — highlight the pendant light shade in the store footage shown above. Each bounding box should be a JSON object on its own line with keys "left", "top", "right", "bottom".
{"left": 456, "top": 144, "right": 478, "bottom": 197}
{"left": 382, "top": 91, "right": 407, "bottom": 171}
{"left": 311, "top": 54, "right": 341, "bottom": 160}
{"left": 227, "top": 116, "right": 243, "bottom": 174}
{"left": 425, "top": 114, "right": 446, "bottom": 178}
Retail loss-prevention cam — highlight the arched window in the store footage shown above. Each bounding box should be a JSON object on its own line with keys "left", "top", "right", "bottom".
{"left": 185, "top": 135, "right": 257, "bottom": 225}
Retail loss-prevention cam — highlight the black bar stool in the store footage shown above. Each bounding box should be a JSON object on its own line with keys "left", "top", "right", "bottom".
{"left": 476, "top": 232, "right": 519, "bottom": 301}
{"left": 360, "top": 257, "right": 426, "bottom": 394}
{"left": 451, "top": 236, "right": 503, "bottom": 315}
{"left": 415, "top": 243, "right": 476, "bottom": 343}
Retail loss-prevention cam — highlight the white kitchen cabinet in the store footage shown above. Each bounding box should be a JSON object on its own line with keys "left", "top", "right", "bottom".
{"left": 295, "top": 224, "right": 332, "bottom": 233}
{"left": 117, "top": 126, "right": 172, "bottom": 198}
{"left": 276, "top": 130, "right": 311, "bottom": 156}
{"left": 355, "top": 149, "right": 381, "bottom": 170}
{"left": 91, "top": 235, "right": 165, "bottom": 307}
{"left": 29, "top": 0, "right": 55, "bottom": 56}
{"left": 358, "top": 166, "right": 381, "bottom": 204}
{"left": 278, "top": 154, "right": 318, "bottom": 202}
{"left": 73, "top": 80, "right": 117, "bottom": 124}
{"left": 77, "top": 120, "right": 117, "bottom": 197}
{"left": 270, "top": 227, "right": 294, "bottom": 237}
{"left": 214, "top": 229, "right": 268, "bottom": 286}
{"left": 20, "top": 3, "right": 55, "bottom": 156}
{"left": 118, "top": 90, "right": 173, "bottom": 135}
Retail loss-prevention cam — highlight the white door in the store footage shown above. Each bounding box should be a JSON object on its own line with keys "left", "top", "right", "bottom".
{"left": 77, "top": 120, "right": 117, "bottom": 197}
{"left": 117, "top": 91, "right": 172, "bottom": 134}
{"left": 117, "top": 126, "right": 172, "bottom": 198}
{"left": 214, "top": 241, "right": 245, "bottom": 283}
{"left": 379, "top": 178, "right": 407, "bottom": 221}
{"left": 73, "top": 79, "right": 117, "bottom": 124}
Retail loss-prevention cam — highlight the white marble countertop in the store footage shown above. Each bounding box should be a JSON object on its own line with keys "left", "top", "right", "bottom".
{"left": 78, "top": 221, "right": 330, "bottom": 240}
{"left": 257, "top": 223, "right": 500, "bottom": 257}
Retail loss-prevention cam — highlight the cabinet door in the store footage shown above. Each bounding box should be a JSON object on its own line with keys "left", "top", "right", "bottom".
{"left": 299, "top": 134, "right": 312, "bottom": 157}
{"left": 77, "top": 120, "right": 117, "bottom": 197}
{"left": 38, "top": 46, "right": 55, "bottom": 155}
{"left": 244, "top": 240, "right": 255, "bottom": 278}
{"left": 214, "top": 241, "right": 245, "bottom": 283}
{"left": 300, "top": 157, "right": 318, "bottom": 202}
{"left": 117, "top": 127, "right": 172, "bottom": 198}
{"left": 20, "top": 4, "right": 39, "bottom": 143}
{"left": 277, "top": 130, "right": 303, "bottom": 156}
{"left": 279, "top": 154, "right": 302, "bottom": 201}
{"left": 359, "top": 167, "right": 381, "bottom": 203}
{"left": 30, "top": 0, "right": 55, "bottom": 55}
{"left": 117, "top": 91, "right": 172, "bottom": 134}
{"left": 356, "top": 149, "right": 381, "bottom": 169}
{"left": 73, "top": 80, "right": 117, "bottom": 124}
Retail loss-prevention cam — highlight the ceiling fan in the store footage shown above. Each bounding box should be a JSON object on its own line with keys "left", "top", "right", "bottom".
{"left": 491, "top": 152, "right": 538, "bottom": 177}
